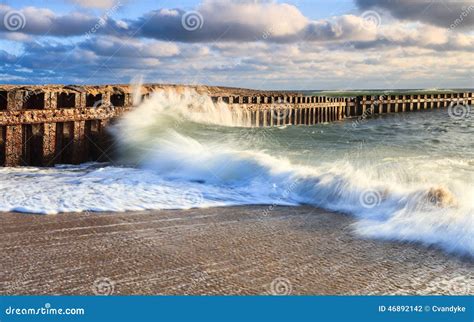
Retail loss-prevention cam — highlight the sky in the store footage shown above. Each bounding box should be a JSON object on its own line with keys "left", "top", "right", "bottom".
{"left": 0, "top": 0, "right": 473, "bottom": 90}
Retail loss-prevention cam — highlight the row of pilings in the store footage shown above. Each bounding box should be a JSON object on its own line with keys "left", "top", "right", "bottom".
{"left": 0, "top": 85, "right": 472, "bottom": 167}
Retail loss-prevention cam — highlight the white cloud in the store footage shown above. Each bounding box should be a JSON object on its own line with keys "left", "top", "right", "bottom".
{"left": 201, "top": 0, "right": 308, "bottom": 37}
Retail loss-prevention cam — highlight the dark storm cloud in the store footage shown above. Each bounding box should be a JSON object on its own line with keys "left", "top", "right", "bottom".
{"left": 356, "top": 0, "right": 474, "bottom": 29}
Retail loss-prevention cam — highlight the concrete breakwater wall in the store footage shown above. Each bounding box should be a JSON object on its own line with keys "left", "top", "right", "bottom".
{"left": 0, "top": 84, "right": 472, "bottom": 167}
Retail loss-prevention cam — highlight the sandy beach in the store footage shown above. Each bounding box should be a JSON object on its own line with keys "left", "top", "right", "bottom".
{"left": 0, "top": 206, "right": 472, "bottom": 295}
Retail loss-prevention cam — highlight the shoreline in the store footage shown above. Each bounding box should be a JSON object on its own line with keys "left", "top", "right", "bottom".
{"left": 0, "top": 206, "right": 472, "bottom": 295}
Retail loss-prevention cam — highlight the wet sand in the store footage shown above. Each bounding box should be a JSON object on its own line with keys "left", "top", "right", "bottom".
{"left": 0, "top": 206, "right": 472, "bottom": 295}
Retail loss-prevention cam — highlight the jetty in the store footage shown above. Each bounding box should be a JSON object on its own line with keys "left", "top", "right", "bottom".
{"left": 0, "top": 84, "right": 472, "bottom": 166}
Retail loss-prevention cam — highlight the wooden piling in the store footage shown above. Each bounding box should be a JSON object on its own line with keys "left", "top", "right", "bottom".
{"left": 0, "top": 85, "right": 472, "bottom": 166}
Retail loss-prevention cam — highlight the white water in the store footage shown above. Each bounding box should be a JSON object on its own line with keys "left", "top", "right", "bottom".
{"left": 0, "top": 89, "right": 472, "bottom": 257}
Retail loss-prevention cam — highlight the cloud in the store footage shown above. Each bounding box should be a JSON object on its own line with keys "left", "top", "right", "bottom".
{"left": 356, "top": 0, "right": 474, "bottom": 29}
{"left": 0, "top": 0, "right": 472, "bottom": 88}
{"left": 2, "top": 38, "right": 472, "bottom": 88}
{"left": 344, "top": 22, "right": 474, "bottom": 51}
{"left": 70, "top": 0, "right": 121, "bottom": 9}
{"left": 133, "top": 0, "right": 308, "bottom": 42}
{"left": 0, "top": 49, "right": 17, "bottom": 64}
{"left": 0, "top": 5, "right": 94, "bottom": 36}
{"left": 0, "top": 4, "right": 123, "bottom": 37}
{"left": 80, "top": 36, "right": 180, "bottom": 58}
{"left": 1, "top": 1, "right": 471, "bottom": 51}
{"left": 131, "top": 3, "right": 388, "bottom": 44}
{"left": 303, "top": 15, "right": 378, "bottom": 42}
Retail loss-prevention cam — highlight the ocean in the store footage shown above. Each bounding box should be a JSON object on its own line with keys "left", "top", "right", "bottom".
{"left": 0, "top": 89, "right": 472, "bottom": 257}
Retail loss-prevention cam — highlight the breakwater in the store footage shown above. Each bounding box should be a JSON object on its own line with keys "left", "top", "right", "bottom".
{"left": 0, "top": 84, "right": 472, "bottom": 166}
